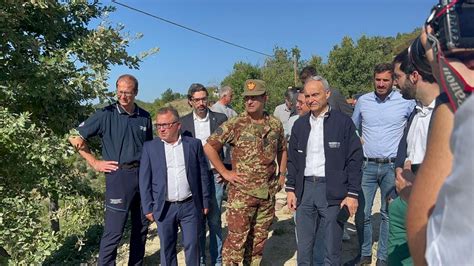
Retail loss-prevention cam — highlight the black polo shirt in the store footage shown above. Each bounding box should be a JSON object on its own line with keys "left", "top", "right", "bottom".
{"left": 77, "top": 102, "right": 153, "bottom": 164}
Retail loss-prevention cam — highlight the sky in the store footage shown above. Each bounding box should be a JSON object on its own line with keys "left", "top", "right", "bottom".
{"left": 101, "top": 0, "right": 436, "bottom": 102}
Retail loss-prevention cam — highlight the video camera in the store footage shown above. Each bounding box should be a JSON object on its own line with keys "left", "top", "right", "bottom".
{"left": 410, "top": 0, "right": 474, "bottom": 73}
{"left": 426, "top": 0, "right": 474, "bottom": 55}
{"left": 409, "top": 0, "right": 473, "bottom": 111}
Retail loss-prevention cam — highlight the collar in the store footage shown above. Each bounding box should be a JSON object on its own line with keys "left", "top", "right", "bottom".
{"left": 374, "top": 89, "right": 396, "bottom": 103}
{"left": 193, "top": 110, "right": 209, "bottom": 122}
{"left": 162, "top": 135, "right": 182, "bottom": 147}
{"left": 116, "top": 102, "right": 139, "bottom": 115}
{"left": 309, "top": 105, "right": 331, "bottom": 121}
{"left": 242, "top": 111, "right": 270, "bottom": 122}
{"left": 415, "top": 99, "right": 436, "bottom": 116}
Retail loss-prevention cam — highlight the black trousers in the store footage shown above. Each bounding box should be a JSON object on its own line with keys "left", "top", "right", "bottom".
{"left": 296, "top": 179, "right": 344, "bottom": 265}
{"left": 157, "top": 199, "right": 201, "bottom": 266}
{"left": 98, "top": 167, "right": 149, "bottom": 266}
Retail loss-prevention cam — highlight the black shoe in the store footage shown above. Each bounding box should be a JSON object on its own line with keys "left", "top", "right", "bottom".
{"left": 357, "top": 256, "right": 372, "bottom": 266}
{"left": 376, "top": 259, "right": 387, "bottom": 266}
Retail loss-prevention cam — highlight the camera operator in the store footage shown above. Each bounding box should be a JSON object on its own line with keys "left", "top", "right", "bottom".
{"left": 406, "top": 0, "right": 474, "bottom": 264}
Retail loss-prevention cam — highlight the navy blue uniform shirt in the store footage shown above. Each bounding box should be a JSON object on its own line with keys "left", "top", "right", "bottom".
{"left": 77, "top": 102, "right": 153, "bottom": 164}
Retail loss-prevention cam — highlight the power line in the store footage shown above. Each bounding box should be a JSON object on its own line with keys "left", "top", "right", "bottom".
{"left": 111, "top": 0, "right": 273, "bottom": 58}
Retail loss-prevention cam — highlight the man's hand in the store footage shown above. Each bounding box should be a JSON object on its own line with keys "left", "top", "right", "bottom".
{"left": 287, "top": 192, "right": 297, "bottom": 212}
{"left": 145, "top": 213, "right": 154, "bottom": 222}
{"left": 420, "top": 25, "right": 435, "bottom": 64}
{"left": 278, "top": 175, "right": 285, "bottom": 189}
{"left": 340, "top": 197, "right": 358, "bottom": 216}
{"left": 396, "top": 167, "right": 413, "bottom": 193}
{"left": 90, "top": 159, "right": 119, "bottom": 173}
{"left": 221, "top": 170, "right": 245, "bottom": 185}
{"left": 203, "top": 208, "right": 209, "bottom": 215}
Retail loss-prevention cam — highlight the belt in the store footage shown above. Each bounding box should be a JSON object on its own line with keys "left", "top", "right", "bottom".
{"left": 304, "top": 176, "right": 326, "bottom": 182}
{"left": 167, "top": 196, "right": 193, "bottom": 204}
{"left": 119, "top": 161, "right": 140, "bottom": 169}
{"left": 364, "top": 157, "right": 396, "bottom": 164}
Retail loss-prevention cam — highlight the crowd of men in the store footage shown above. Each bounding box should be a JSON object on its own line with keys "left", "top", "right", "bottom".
{"left": 69, "top": 24, "right": 473, "bottom": 266}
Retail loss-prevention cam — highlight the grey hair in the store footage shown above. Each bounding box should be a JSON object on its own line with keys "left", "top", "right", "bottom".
{"left": 219, "top": 85, "right": 233, "bottom": 98}
{"left": 156, "top": 106, "right": 180, "bottom": 121}
{"left": 309, "top": 75, "right": 330, "bottom": 91}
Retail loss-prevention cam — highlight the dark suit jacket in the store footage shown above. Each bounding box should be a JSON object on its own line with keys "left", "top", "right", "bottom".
{"left": 395, "top": 107, "right": 417, "bottom": 169}
{"left": 180, "top": 110, "right": 227, "bottom": 138}
{"left": 139, "top": 135, "right": 211, "bottom": 221}
{"left": 328, "top": 87, "right": 354, "bottom": 117}
{"left": 180, "top": 110, "right": 228, "bottom": 160}
{"left": 285, "top": 109, "right": 363, "bottom": 205}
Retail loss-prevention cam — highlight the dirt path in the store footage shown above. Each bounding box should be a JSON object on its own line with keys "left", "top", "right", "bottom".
{"left": 117, "top": 190, "right": 382, "bottom": 265}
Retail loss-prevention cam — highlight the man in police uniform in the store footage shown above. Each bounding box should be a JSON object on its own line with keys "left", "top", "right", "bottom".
{"left": 204, "top": 79, "right": 287, "bottom": 265}
{"left": 69, "top": 74, "right": 153, "bottom": 265}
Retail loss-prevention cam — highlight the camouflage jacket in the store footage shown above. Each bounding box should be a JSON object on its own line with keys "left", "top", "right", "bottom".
{"left": 207, "top": 112, "right": 286, "bottom": 199}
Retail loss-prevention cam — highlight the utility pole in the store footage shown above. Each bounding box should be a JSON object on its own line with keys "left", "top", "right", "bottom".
{"left": 291, "top": 47, "right": 301, "bottom": 86}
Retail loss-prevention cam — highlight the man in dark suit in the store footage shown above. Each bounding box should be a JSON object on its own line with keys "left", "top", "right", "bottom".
{"left": 286, "top": 76, "right": 363, "bottom": 265}
{"left": 139, "top": 106, "right": 211, "bottom": 266}
{"left": 180, "top": 83, "right": 227, "bottom": 266}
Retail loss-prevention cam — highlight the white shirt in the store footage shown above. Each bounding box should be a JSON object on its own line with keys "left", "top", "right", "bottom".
{"left": 304, "top": 111, "right": 326, "bottom": 177}
{"left": 273, "top": 103, "right": 291, "bottom": 124}
{"left": 406, "top": 100, "right": 435, "bottom": 164}
{"left": 193, "top": 111, "right": 211, "bottom": 146}
{"left": 193, "top": 111, "right": 216, "bottom": 169}
{"left": 211, "top": 101, "right": 237, "bottom": 118}
{"left": 286, "top": 114, "right": 299, "bottom": 140}
{"left": 425, "top": 96, "right": 474, "bottom": 265}
{"left": 164, "top": 137, "right": 192, "bottom": 202}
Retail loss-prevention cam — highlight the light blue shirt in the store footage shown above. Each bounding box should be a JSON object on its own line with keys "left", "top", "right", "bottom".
{"left": 352, "top": 90, "right": 415, "bottom": 158}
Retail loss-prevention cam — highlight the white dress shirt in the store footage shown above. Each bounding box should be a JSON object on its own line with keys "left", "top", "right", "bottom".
{"left": 193, "top": 111, "right": 216, "bottom": 169}
{"left": 193, "top": 111, "right": 211, "bottom": 146}
{"left": 164, "top": 137, "right": 192, "bottom": 202}
{"left": 304, "top": 111, "right": 326, "bottom": 177}
{"left": 405, "top": 100, "right": 435, "bottom": 164}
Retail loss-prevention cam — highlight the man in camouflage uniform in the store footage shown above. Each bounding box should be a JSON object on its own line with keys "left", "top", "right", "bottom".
{"left": 204, "top": 79, "right": 287, "bottom": 265}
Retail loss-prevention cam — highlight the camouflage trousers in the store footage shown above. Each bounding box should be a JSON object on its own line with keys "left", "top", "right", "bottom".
{"left": 223, "top": 187, "right": 275, "bottom": 266}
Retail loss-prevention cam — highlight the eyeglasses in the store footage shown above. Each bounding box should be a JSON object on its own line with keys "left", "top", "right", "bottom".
{"left": 191, "top": 97, "right": 208, "bottom": 103}
{"left": 154, "top": 121, "right": 178, "bottom": 129}
{"left": 117, "top": 91, "right": 135, "bottom": 97}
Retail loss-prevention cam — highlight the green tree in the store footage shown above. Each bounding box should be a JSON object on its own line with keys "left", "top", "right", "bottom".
{"left": 261, "top": 47, "right": 296, "bottom": 113}
{"left": 206, "top": 85, "right": 219, "bottom": 103}
{"left": 393, "top": 28, "right": 421, "bottom": 55}
{"left": 221, "top": 62, "right": 261, "bottom": 113}
{"left": 0, "top": 1, "right": 157, "bottom": 263}
{"left": 160, "top": 88, "right": 183, "bottom": 103}
{"left": 306, "top": 55, "right": 327, "bottom": 77}
{"left": 323, "top": 35, "right": 393, "bottom": 97}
